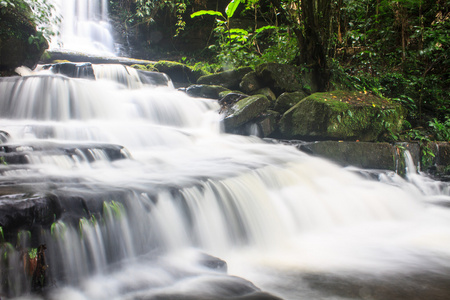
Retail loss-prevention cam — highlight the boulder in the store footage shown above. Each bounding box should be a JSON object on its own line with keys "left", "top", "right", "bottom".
{"left": 239, "top": 71, "right": 262, "bottom": 93}
{"left": 252, "top": 87, "right": 276, "bottom": 102}
{"left": 137, "top": 70, "right": 172, "bottom": 87}
{"left": 0, "top": 6, "right": 48, "bottom": 73}
{"left": 222, "top": 95, "right": 270, "bottom": 131}
{"left": 279, "top": 91, "right": 404, "bottom": 141}
{"left": 186, "top": 84, "right": 230, "bottom": 99}
{"left": 219, "top": 92, "right": 248, "bottom": 110}
{"left": 427, "top": 142, "right": 450, "bottom": 180}
{"left": 274, "top": 91, "right": 308, "bottom": 114}
{"left": 255, "top": 63, "right": 313, "bottom": 96}
{"left": 255, "top": 110, "right": 280, "bottom": 137}
{"left": 154, "top": 61, "right": 206, "bottom": 86}
{"left": 197, "top": 67, "right": 252, "bottom": 90}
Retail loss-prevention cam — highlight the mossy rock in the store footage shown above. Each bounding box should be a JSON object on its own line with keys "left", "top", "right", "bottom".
{"left": 252, "top": 87, "right": 276, "bottom": 102}
{"left": 0, "top": 6, "right": 48, "bottom": 72}
{"left": 279, "top": 90, "right": 404, "bottom": 141}
{"left": 239, "top": 71, "right": 262, "bottom": 93}
{"left": 186, "top": 84, "right": 230, "bottom": 99}
{"left": 197, "top": 67, "right": 253, "bottom": 90}
{"left": 274, "top": 91, "right": 309, "bottom": 114}
{"left": 153, "top": 61, "right": 206, "bottom": 85}
{"left": 223, "top": 94, "right": 270, "bottom": 130}
{"left": 131, "top": 63, "right": 157, "bottom": 71}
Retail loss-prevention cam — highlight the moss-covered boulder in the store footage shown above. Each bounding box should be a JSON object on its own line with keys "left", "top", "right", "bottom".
{"left": 222, "top": 95, "right": 270, "bottom": 131}
{"left": 186, "top": 84, "right": 230, "bottom": 99}
{"left": 0, "top": 6, "right": 48, "bottom": 73}
{"left": 153, "top": 61, "right": 207, "bottom": 86}
{"left": 239, "top": 71, "right": 262, "bottom": 93}
{"left": 274, "top": 91, "right": 308, "bottom": 114}
{"left": 252, "top": 87, "right": 276, "bottom": 101}
{"left": 197, "top": 67, "right": 252, "bottom": 90}
{"left": 255, "top": 63, "right": 314, "bottom": 96}
{"left": 279, "top": 91, "right": 404, "bottom": 141}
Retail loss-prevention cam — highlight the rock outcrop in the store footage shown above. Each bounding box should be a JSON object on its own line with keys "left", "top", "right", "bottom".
{"left": 279, "top": 91, "right": 404, "bottom": 141}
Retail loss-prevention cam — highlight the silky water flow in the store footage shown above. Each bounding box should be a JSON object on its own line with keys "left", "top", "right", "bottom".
{"left": 49, "top": 0, "right": 116, "bottom": 55}
{"left": 0, "top": 64, "right": 450, "bottom": 300}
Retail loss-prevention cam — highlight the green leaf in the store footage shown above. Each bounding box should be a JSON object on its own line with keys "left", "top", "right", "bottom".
{"left": 191, "top": 10, "right": 224, "bottom": 19}
{"left": 225, "top": 0, "right": 241, "bottom": 18}
{"left": 229, "top": 28, "right": 248, "bottom": 35}
{"left": 255, "top": 25, "right": 277, "bottom": 34}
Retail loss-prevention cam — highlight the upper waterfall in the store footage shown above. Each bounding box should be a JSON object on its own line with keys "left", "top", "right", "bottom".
{"left": 50, "top": 0, "right": 116, "bottom": 55}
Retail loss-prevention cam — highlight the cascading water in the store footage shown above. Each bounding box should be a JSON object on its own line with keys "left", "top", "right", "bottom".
{"left": 1, "top": 64, "right": 450, "bottom": 300}
{"left": 50, "top": 0, "right": 116, "bottom": 55}
{"left": 2, "top": 3, "right": 450, "bottom": 296}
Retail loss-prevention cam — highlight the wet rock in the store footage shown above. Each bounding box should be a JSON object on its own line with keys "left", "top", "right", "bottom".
{"left": 186, "top": 84, "right": 230, "bottom": 99}
{"left": 0, "top": 131, "right": 10, "bottom": 143}
{"left": 279, "top": 91, "right": 404, "bottom": 141}
{"left": 197, "top": 67, "right": 253, "bottom": 90}
{"left": 274, "top": 91, "right": 309, "bottom": 114}
{"left": 0, "top": 193, "right": 61, "bottom": 232}
{"left": 222, "top": 95, "right": 271, "bottom": 132}
{"left": 0, "top": 5, "right": 48, "bottom": 72}
{"left": 53, "top": 187, "right": 130, "bottom": 226}
{"left": 0, "top": 142, "right": 129, "bottom": 165}
{"left": 198, "top": 253, "right": 228, "bottom": 272}
{"left": 137, "top": 70, "right": 172, "bottom": 87}
{"left": 39, "top": 62, "right": 95, "bottom": 79}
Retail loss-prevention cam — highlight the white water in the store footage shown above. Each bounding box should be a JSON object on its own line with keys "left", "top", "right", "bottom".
{"left": 50, "top": 0, "right": 115, "bottom": 55}
{"left": 1, "top": 67, "right": 450, "bottom": 300}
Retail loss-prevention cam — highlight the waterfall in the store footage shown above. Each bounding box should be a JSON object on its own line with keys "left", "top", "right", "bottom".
{"left": 1, "top": 66, "right": 450, "bottom": 300}
{"left": 50, "top": 0, "right": 116, "bottom": 55}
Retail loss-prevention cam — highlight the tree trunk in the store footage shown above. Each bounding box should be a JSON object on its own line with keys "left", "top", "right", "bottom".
{"left": 269, "top": 0, "right": 332, "bottom": 91}
{"left": 298, "top": 0, "right": 331, "bottom": 91}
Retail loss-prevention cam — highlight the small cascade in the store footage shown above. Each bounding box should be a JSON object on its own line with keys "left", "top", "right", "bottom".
{"left": 35, "top": 62, "right": 173, "bottom": 88}
{"left": 51, "top": 0, "right": 116, "bottom": 55}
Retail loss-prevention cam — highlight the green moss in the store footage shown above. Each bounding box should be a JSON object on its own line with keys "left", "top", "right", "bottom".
{"left": 130, "top": 64, "right": 147, "bottom": 70}
{"left": 224, "top": 95, "right": 270, "bottom": 128}
{"left": 280, "top": 90, "right": 404, "bottom": 141}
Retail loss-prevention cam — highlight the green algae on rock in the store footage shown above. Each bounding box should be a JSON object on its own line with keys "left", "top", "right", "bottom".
{"left": 279, "top": 90, "right": 404, "bottom": 141}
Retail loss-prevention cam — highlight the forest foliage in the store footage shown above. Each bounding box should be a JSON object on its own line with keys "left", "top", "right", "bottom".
{"left": 0, "top": 0, "right": 59, "bottom": 42}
